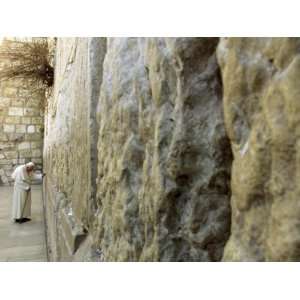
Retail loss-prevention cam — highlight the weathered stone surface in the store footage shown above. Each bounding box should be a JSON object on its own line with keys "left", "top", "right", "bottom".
{"left": 16, "top": 124, "right": 26, "bottom": 133}
{"left": 43, "top": 37, "right": 232, "bottom": 262}
{"left": 32, "top": 149, "right": 42, "bottom": 157}
{"left": 24, "top": 107, "right": 39, "bottom": 117}
{"left": 21, "top": 117, "right": 32, "bottom": 124}
{"left": 0, "top": 62, "right": 44, "bottom": 185}
{"left": 4, "top": 151, "right": 18, "bottom": 159}
{"left": 44, "top": 38, "right": 91, "bottom": 259}
{"left": 31, "top": 141, "right": 42, "bottom": 149}
{"left": 93, "top": 38, "right": 232, "bottom": 261}
{"left": 5, "top": 116, "right": 20, "bottom": 124}
{"left": 44, "top": 37, "right": 107, "bottom": 261}
{"left": 217, "top": 37, "right": 300, "bottom": 261}
{"left": 0, "top": 98, "right": 10, "bottom": 108}
{"left": 3, "top": 36, "right": 300, "bottom": 262}
{"left": 60, "top": 208, "right": 87, "bottom": 255}
{"left": 25, "top": 132, "right": 42, "bottom": 141}
{"left": 18, "top": 141, "right": 31, "bottom": 150}
{"left": 8, "top": 107, "right": 23, "bottom": 116}
{"left": 31, "top": 117, "right": 43, "bottom": 125}
{"left": 27, "top": 125, "right": 35, "bottom": 133}
{"left": 3, "top": 124, "right": 15, "bottom": 133}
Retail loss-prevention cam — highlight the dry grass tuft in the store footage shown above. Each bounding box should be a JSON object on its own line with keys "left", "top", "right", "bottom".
{"left": 0, "top": 38, "right": 54, "bottom": 91}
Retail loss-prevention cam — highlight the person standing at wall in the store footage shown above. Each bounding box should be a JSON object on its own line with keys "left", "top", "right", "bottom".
{"left": 11, "top": 162, "right": 44, "bottom": 223}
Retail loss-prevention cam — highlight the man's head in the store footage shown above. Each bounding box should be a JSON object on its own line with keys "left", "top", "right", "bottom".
{"left": 25, "top": 162, "right": 35, "bottom": 173}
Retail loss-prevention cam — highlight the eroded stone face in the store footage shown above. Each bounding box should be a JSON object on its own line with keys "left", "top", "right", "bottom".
{"left": 44, "top": 38, "right": 107, "bottom": 261}
{"left": 94, "top": 38, "right": 232, "bottom": 261}
{"left": 218, "top": 37, "right": 300, "bottom": 261}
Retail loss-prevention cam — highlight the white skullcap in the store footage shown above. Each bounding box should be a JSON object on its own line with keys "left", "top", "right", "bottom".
{"left": 26, "top": 162, "right": 35, "bottom": 168}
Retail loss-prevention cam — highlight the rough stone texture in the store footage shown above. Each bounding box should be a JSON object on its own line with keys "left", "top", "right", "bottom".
{"left": 217, "top": 37, "right": 300, "bottom": 261}
{"left": 94, "top": 38, "right": 232, "bottom": 261}
{"left": 43, "top": 37, "right": 107, "bottom": 261}
{"left": 0, "top": 61, "right": 44, "bottom": 185}
{"left": 44, "top": 37, "right": 232, "bottom": 262}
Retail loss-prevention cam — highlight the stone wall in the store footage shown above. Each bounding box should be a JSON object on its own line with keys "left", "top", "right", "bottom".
{"left": 217, "top": 37, "right": 300, "bottom": 261}
{"left": 44, "top": 37, "right": 232, "bottom": 261}
{"left": 45, "top": 37, "right": 300, "bottom": 262}
{"left": 43, "top": 38, "right": 106, "bottom": 261}
{"left": 94, "top": 38, "right": 232, "bottom": 261}
{"left": 0, "top": 70, "right": 44, "bottom": 185}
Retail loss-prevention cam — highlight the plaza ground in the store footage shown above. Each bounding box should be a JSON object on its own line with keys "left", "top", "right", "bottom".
{"left": 0, "top": 185, "right": 47, "bottom": 261}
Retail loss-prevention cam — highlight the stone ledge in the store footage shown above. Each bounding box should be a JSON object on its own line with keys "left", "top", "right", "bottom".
{"left": 60, "top": 206, "right": 87, "bottom": 255}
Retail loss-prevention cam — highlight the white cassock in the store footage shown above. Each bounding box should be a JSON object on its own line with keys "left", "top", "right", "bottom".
{"left": 11, "top": 165, "right": 41, "bottom": 220}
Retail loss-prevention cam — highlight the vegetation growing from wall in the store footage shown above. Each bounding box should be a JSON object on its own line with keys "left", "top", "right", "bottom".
{"left": 0, "top": 38, "right": 54, "bottom": 91}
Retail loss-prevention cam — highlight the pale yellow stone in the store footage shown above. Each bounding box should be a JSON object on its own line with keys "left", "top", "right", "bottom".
{"left": 30, "top": 141, "right": 42, "bottom": 149}
{"left": 19, "top": 142, "right": 31, "bottom": 151}
{"left": 26, "top": 133, "right": 42, "bottom": 141}
{"left": 16, "top": 124, "right": 26, "bottom": 133}
{"left": 27, "top": 125, "right": 35, "bottom": 133}
{"left": 24, "top": 108, "right": 39, "bottom": 117}
{"left": 3, "top": 124, "right": 15, "bottom": 133}
{"left": 21, "top": 117, "right": 32, "bottom": 124}
{"left": 11, "top": 99, "right": 25, "bottom": 107}
{"left": 32, "top": 149, "right": 42, "bottom": 157}
{"left": 3, "top": 151, "right": 18, "bottom": 159}
{"left": 19, "top": 149, "right": 31, "bottom": 158}
{"left": 8, "top": 107, "right": 23, "bottom": 117}
{"left": 31, "top": 117, "right": 43, "bottom": 125}
{"left": 3, "top": 87, "right": 17, "bottom": 97}
{"left": 0, "top": 98, "right": 10, "bottom": 108}
{"left": 5, "top": 116, "right": 20, "bottom": 124}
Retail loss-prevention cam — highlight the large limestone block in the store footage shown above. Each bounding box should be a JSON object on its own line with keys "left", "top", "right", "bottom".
{"left": 8, "top": 107, "right": 23, "bottom": 116}
{"left": 43, "top": 37, "right": 107, "bottom": 260}
{"left": 16, "top": 125, "right": 26, "bottom": 133}
{"left": 3, "top": 124, "right": 15, "bottom": 133}
{"left": 95, "top": 38, "right": 232, "bottom": 261}
{"left": 21, "top": 117, "right": 32, "bottom": 124}
{"left": 60, "top": 207, "right": 87, "bottom": 256}
{"left": 5, "top": 116, "right": 20, "bottom": 124}
{"left": 31, "top": 117, "right": 43, "bottom": 125}
{"left": 218, "top": 37, "right": 300, "bottom": 261}
{"left": 0, "top": 98, "right": 10, "bottom": 108}
{"left": 24, "top": 108, "right": 40, "bottom": 117}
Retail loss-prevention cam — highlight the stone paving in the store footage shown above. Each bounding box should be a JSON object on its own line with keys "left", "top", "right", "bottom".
{"left": 0, "top": 185, "right": 47, "bottom": 261}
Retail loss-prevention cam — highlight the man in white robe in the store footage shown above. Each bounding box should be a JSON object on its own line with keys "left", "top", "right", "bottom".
{"left": 11, "top": 162, "right": 42, "bottom": 223}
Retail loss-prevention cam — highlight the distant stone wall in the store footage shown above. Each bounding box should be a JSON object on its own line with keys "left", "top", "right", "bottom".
{"left": 0, "top": 76, "right": 44, "bottom": 185}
